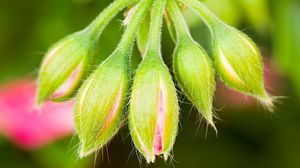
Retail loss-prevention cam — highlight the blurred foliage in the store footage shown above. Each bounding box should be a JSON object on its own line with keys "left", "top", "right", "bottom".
{"left": 0, "top": 137, "right": 92, "bottom": 168}
{"left": 272, "top": 0, "right": 300, "bottom": 97}
{"left": 0, "top": 0, "right": 300, "bottom": 168}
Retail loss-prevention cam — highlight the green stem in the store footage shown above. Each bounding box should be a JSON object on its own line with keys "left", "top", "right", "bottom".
{"left": 166, "top": 0, "right": 192, "bottom": 40}
{"left": 86, "top": 0, "right": 139, "bottom": 39}
{"left": 116, "top": 0, "right": 154, "bottom": 54}
{"left": 178, "top": 0, "right": 222, "bottom": 29}
{"left": 145, "top": 0, "right": 166, "bottom": 54}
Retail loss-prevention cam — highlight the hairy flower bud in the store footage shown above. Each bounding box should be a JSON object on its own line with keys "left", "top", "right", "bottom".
{"left": 74, "top": 53, "right": 129, "bottom": 157}
{"left": 212, "top": 24, "right": 273, "bottom": 109}
{"left": 173, "top": 37, "right": 216, "bottom": 127}
{"left": 167, "top": 0, "right": 216, "bottom": 128}
{"left": 129, "top": 54, "right": 179, "bottom": 163}
{"left": 37, "top": 31, "right": 94, "bottom": 104}
{"left": 36, "top": 0, "right": 139, "bottom": 104}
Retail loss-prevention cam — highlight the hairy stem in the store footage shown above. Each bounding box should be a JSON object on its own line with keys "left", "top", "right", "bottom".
{"left": 116, "top": 0, "right": 154, "bottom": 55}
{"left": 87, "top": 0, "right": 139, "bottom": 38}
{"left": 166, "top": 0, "right": 192, "bottom": 40}
{"left": 177, "top": 0, "right": 222, "bottom": 28}
{"left": 145, "top": 0, "right": 166, "bottom": 55}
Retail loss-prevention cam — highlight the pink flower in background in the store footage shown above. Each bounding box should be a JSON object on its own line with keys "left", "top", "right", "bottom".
{"left": 0, "top": 79, "right": 74, "bottom": 149}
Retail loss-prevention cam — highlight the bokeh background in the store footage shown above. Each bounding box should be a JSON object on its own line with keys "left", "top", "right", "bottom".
{"left": 1, "top": 0, "right": 300, "bottom": 167}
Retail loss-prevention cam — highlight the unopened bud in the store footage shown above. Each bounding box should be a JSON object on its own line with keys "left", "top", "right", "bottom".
{"left": 212, "top": 24, "right": 273, "bottom": 110}
{"left": 129, "top": 54, "right": 179, "bottom": 163}
{"left": 173, "top": 37, "right": 216, "bottom": 128}
{"left": 74, "top": 53, "right": 129, "bottom": 158}
{"left": 37, "top": 31, "right": 94, "bottom": 104}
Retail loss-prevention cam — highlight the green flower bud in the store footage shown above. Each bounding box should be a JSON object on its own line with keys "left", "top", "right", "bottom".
{"left": 212, "top": 24, "right": 273, "bottom": 109}
{"left": 129, "top": 54, "right": 179, "bottom": 163}
{"left": 129, "top": 0, "right": 178, "bottom": 162}
{"left": 74, "top": 53, "right": 129, "bottom": 157}
{"left": 37, "top": 31, "right": 94, "bottom": 104}
{"left": 37, "top": 0, "right": 139, "bottom": 104}
{"left": 173, "top": 37, "right": 216, "bottom": 128}
{"left": 167, "top": 0, "right": 216, "bottom": 128}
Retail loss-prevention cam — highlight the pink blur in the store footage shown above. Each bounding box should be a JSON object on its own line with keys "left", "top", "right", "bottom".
{"left": 0, "top": 79, "right": 74, "bottom": 149}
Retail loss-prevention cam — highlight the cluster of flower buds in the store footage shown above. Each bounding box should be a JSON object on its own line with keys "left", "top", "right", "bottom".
{"left": 37, "top": 0, "right": 274, "bottom": 163}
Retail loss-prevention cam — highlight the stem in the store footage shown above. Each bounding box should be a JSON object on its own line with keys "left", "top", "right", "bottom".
{"left": 166, "top": 0, "right": 192, "bottom": 40}
{"left": 177, "top": 0, "right": 222, "bottom": 29}
{"left": 116, "top": 0, "right": 154, "bottom": 54}
{"left": 86, "top": 0, "right": 139, "bottom": 39}
{"left": 145, "top": 0, "right": 166, "bottom": 54}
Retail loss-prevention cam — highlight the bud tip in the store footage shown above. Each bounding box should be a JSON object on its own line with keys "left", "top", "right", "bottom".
{"left": 79, "top": 143, "right": 95, "bottom": 158}
{"left": 207, "top": 118, "right": 218, "bottom": 134}
{"left": 258, "top": 94, "right": 275, "bottom": 112}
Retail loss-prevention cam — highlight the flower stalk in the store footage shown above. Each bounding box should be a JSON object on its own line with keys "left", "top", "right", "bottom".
{"left": 86, "top": 0, "right": 139, "bottom": 38}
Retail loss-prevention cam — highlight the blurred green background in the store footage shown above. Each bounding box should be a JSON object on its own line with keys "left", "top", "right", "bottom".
{"left": 0, "top": 0, "right": 300, "bottom": 168}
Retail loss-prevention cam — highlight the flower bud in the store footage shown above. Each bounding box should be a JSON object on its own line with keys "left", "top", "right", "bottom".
{"left": 36, "top": 0, "right": 137, "bottom": 104}
{"left": 173, "top": 37, "right": 216, "bottom": 128}
{"left": 37, "top": 31, "right": 94, "bottom": 104}
{"left": 129, "top": 54, "right": 179, "bottom": 163}
{"left": 212, "top": 24, "right": 273, "bottom": 109}
{"left": 74, "top": 53, "right": 129, "bottom": 157}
